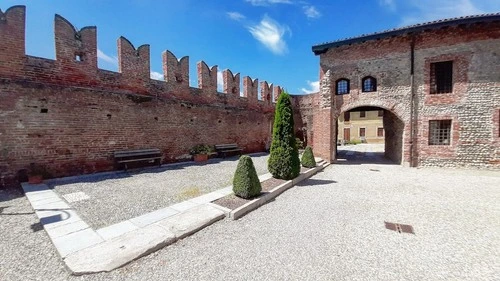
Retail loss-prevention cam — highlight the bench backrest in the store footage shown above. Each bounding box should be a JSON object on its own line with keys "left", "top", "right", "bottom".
{"left": 215, "top": 144, "right": 239, "bottom": 150}
{"left": 114, "top": 148, "right": 161, "bottom": 158}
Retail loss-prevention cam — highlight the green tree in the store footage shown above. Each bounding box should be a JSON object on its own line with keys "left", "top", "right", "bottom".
{"left": 268, "top": 91, "right": 300, "bottom": 179}
{"left": 301, "top": 146, "right": 316, "bottom": 168}
{"left": 233, "top": 155, "right": 262, "bottom": 199}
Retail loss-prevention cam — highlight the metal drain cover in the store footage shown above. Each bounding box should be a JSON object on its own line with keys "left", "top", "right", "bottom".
{"left": 385, "top": 221, "right": 415, "bottom": 234}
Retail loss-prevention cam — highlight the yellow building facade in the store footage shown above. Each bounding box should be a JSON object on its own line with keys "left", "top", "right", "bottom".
{"left": 338, "top": 110, "right": 384, "bottom": 144}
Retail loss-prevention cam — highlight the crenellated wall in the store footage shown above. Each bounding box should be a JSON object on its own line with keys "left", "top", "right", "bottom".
{"left": 0, "top": 5, "right": 284, "bottom": 183}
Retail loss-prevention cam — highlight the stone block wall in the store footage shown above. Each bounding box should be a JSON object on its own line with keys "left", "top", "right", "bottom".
{"left": 0, "top": 6, "right": 284, "bottom": 182}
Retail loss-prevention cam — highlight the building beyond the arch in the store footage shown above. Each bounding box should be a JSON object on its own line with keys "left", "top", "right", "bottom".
{"left": 293, "top": 14, "right": 500, "bottom": 169}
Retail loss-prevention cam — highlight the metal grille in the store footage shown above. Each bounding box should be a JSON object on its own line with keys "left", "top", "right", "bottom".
{"left": 362, "top": 77, "right": 376, "bottom": 92}
{"left": 430, "top": 61, "right": 453, "bottom": 94}
{"left": 429, "top": 120, "right": 452, "bottom": 145}
{"left": 336, "top": 79, "right": 349, "bottom": 95}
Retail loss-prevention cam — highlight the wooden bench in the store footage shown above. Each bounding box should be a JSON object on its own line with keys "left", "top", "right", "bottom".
{"left": 114, "top": 148, "right": 162, "bottom": 171}
{"left": 215, "top": 144, "right": 242, "bottom": 158}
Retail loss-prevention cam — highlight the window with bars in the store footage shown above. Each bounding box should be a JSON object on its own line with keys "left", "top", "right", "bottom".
{"left": 428, "top": 120, "right": 452, "bottom": 145}
{"left": 336, "top": 79, "right": 350, "bottom": 95}
{"left": 359, "top": 128, "right": 366, "bottom": 137}
{"left": 360, "top": 111, "right": 366, "bottom": 118}
{"left": 344, "top": 111, "right": 350, "bottom": 122}
{"left": 377, "top": 127, "right": 384, "bottom": 137}
{"left": 430, "top": 61, "right": 453, "bottom": 94}
{"left": 362, "top": 76, "right": 377, "bottom": 92}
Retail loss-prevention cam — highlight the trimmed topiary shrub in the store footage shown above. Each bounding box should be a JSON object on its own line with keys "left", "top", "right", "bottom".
{"left": 233, "top": 155, "right": 262, "bottom": 199}
{"left": 301, "top": 146, "right": 316, "bottom": 168}
{"left": 268, "top": 91, "right": 300, "bottom": 180}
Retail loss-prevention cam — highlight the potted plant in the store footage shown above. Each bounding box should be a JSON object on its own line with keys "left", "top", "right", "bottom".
{"left": 28, "top": 163, "right": 49, "bottom": 184}
{"left": 190, "top": 144, "right": 213, "bottom": 162}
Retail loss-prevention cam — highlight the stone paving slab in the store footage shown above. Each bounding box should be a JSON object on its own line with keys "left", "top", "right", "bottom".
{"left": 169, "top": 200, "right": 199, "bottom": 212}
{"left": 65, "top": 224, "right": 176, "bottom": 275}
{"left": 64, "top": 203, "right": 226, "bottom": 274}
{"left": 47, "top": 220, "right": 91, "bottom": 240}
{"left": 52, "top": 228, "right": 104, "bottom": 257}
{"left": 96, "top": 220, "right": 139, "bottom": 241}
{"left": 128, "top": 207, "right": 179, "bottom": 228}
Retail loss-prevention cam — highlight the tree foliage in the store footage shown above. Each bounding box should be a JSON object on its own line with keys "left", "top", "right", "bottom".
{"left": 301, "top": 146, "right": 316, "bottom": 168}
{"left": 233, "top": 155, "right": 262, "bottom": 199}
{"left": 267, "top": 91, "right": 300, "bottom": 180}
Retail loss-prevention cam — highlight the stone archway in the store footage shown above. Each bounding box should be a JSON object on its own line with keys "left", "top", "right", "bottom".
{"left": 334, "top": 102, "right": 407, "bottom": 164}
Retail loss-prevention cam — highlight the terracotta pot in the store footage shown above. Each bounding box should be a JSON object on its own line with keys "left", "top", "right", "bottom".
{"left": 193, "top": 154, "right": 208, "bottom": 162}
{"left": 28, "top": 175, "right": 43, "bottom": 184}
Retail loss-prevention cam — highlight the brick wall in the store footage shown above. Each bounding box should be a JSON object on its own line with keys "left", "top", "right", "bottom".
{"left": 0, "top": 6, "right": 282, "bottom": 182}
{"left": 293, "top": 19, "right": 500, "bottom": 169}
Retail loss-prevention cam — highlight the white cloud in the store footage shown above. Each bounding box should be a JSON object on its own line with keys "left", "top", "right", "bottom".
{"left": 150, "top": 71, "right": 163, "bottom": 80}
{"left": 245, "top": 0, "right": 292, "bottom": 6}
{"left": 300, "top": 80, "right": 319, "bottom": 94}
{"left": 227, "top": 12, "right": 246, "bottom": 21}
{"left": 97, "top": 49, "right": 118, "bottom": 65}
{"left": 217, "top": 70, "right": 224, "bottom": 92}
{"left": 247, "top": 15, "right": 290, "bottom": 55}
{"left": 303, "top": 6, "right": 321, "bottom": 19}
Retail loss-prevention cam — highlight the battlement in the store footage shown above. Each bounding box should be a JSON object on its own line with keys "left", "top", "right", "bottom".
{"left": 0, "top": 5, "right": 282, "bottom": 109}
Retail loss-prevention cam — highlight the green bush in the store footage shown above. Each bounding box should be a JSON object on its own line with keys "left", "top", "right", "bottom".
{"left": 268, "top": 91, "right": 300, "bottom": 180}
{"left": 233, "top": 155, "right": 262, "bottom": 199}
{"left": 301, "top": 146, "right": 316, "bottom": 168}
{"left": 295, "top": 137, "right": 304, "bottom": 149}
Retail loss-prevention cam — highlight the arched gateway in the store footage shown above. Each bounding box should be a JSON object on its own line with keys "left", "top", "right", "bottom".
{"left": 293, "top": 14, "right": 500, "bottom": 169}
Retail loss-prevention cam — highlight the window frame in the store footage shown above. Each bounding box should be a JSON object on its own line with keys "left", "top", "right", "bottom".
{"left": 344, "top": 111, "right": 350, "bottom": 122}
{"left": 377, "top": 127, "right": 384, "bottom": 137}
{"left": 360, "top": 111, "right": 366, "bottom": 118}
{"left": 428, "top": 120, "right": 452, "bottom": 145}
{"left": 335, "top": 78, "right": 350, "bottom": 95}
{"left": 430, "top": 61, "right": 453, "bottom": 94}
{"left": 359, "top": 127, "right": 366, "bottom": 137}
{"left": 361, "top": 76, "right": 377, "bottom": 92}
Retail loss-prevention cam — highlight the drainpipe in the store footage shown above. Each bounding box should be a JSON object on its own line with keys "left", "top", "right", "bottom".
{"left": 409, "top": 36, "right": 416, "bottom": 167}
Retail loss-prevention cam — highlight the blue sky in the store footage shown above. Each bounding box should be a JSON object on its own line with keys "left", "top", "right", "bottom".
{"left": 2, "top": 0, "right": 499, "bottom": 95}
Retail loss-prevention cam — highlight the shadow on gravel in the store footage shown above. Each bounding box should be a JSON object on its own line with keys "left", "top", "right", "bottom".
{"left": 0, "top": 186, "right": 25, "bottom": 204}
{"left": 30, "top": 222, "right": 44, "bottom": 232}
{"left": 297, "top": 179, "right": 337, "bottom": 186}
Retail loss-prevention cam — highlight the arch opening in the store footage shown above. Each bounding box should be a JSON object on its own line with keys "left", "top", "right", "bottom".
{"left": 334, "top": 106, "right": 404, "bottom": 165}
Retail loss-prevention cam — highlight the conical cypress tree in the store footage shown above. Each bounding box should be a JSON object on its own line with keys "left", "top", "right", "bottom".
{"left": 301, "top": 146, "right": 316, "bottom": 168}
{"left": 267, "top": 91, "right": 300, "bottom": 179}
{"left": 233, "top": 155, "right": 262, "bottom": 199}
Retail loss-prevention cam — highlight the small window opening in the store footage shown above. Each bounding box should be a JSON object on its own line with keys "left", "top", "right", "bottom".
{"left": 360, "top": 111, "right": 366, "bottom": 118}
{"left": 362, "top": 76, "right": 377, "bottom": 92}
{"left": 344, "top": 112, "right": 350, "bottom": 122}
{"left": 430, "top": 61, "right": 453, "bottom": 94}
{"left": 75, "top": 54, "right": 84, "bottom": 62}
{"left": 40, "top": 108, "right": 48, "bottom": 113}
{"left": 429, "top": 120, "right": 452, "bottom": 145}
{"left": 336, "top": 79, "right": 350, "bottom": 95}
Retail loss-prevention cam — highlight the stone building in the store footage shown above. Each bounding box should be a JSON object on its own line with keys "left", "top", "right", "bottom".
{"left": 293, "top": 14, "right": 500, "bottom": 168}
{"left": 338, "top": 110, "right": 385, "bottom": 144}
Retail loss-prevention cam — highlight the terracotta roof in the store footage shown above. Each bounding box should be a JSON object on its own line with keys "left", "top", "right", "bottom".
{"left": 312, "top": 13, "right": 500, "bottom": 55}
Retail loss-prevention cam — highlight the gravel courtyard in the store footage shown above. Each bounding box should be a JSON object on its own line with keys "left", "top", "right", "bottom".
{"left": 1, "top": 158, "right": 499, "bottom": 280}
{"left": 47, "top": 153, "right": 269, "bottom": 229}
